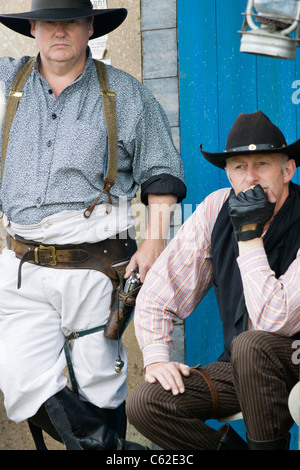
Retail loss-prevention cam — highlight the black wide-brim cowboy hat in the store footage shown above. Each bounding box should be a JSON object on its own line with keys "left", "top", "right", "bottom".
{"left": 200, "top": 110, "right": 300, "bottom": 169}
{"left": 0, "top": 0, "right": 127, "bottom": 40}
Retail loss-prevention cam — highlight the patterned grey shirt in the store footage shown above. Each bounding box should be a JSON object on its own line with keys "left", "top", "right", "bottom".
{"left": 0, "top": 49, "right": 185, "bottom": 225}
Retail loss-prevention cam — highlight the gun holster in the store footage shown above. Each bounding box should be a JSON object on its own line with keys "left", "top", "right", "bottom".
{"left": 104, "top": 261, "right": 142, "bottom": 340}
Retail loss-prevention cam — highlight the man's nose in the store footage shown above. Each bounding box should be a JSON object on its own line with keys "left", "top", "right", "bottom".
{"left": 55, "top": 22, "right": 67, "bottom": 36}
{"left": 245, "top": 167, "right": 259, "bottom": 185}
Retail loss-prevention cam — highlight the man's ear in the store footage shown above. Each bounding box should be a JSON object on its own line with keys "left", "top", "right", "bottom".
{"left": 284, "top": 158, "right": 296, "bottom": 183}
{"left": 225, "top": 165, "right": 232, "bottom": 184}
{"left": 29, "top": 20, "right": 36, "bottom": 37}
{"left": 88, "top": 16, "right": 94, "bottom": 38}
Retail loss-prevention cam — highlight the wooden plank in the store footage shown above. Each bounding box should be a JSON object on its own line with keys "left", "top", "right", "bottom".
{"left": 256, "top": 54, "right": 300, "bottom": 185}
{"left": 178, "top": 0, "right": 219, "bottom": 206}
{"left": 178, "top": 0, "right": 223, "bottom": 368}
{"left": 295, "top": 44, "right": 300, "bottom": 184}
{"left": 179, "top": 0, "right": 299, "bottom": 448}
{"left": 216, "top": 0, "right": 258, "bottom": 189}
{"left": 257, "top": 55, "right": 297, "bottom": 135}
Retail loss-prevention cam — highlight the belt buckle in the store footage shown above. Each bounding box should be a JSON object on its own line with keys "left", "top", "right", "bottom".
{"left": 34, "top": 245, "right": 57, "bottom": 266}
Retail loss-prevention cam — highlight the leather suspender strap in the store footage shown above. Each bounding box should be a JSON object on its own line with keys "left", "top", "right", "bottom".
{"left": 1, "top": 58, "right": 118, "bottom": 217}
{"left": 95, "top": 60, "right": 118, "bottom": 185}
{"left": 83, "top": 60, "right": 118, "bottom": 218}
{"left": 1, "top": 57, "right": 35, "bottom": 182}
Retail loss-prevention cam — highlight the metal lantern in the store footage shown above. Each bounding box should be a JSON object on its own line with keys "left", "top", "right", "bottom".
{"left": 239, "top": 0, "right": 300, "bottom": 59}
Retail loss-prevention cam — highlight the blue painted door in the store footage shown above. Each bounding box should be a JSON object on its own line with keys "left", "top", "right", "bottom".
{"left": 178, "top": 0, "right": 299, "bottom": 448}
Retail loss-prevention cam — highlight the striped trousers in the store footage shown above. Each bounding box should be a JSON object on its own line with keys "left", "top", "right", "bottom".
{"left": 127, "top": 331, "right": 300, "bottom": 450}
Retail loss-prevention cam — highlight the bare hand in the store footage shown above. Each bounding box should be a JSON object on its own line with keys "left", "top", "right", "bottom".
{"left": 125, "top": 238, "right": 166, "bottom": 282}
{"left": 145, "top": 362, "right": 191, "bottom": 395}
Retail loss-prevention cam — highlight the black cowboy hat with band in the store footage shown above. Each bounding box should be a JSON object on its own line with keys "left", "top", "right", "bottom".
{"left": 200, "top": 110, "right": 300, "bottom": 169}
{"left": 0, "top": 0, "right": 127, "bottom": 40}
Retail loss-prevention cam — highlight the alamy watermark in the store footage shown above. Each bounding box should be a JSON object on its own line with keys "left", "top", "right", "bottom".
{"left": 292, "top": 81, "right": 300, "bottom": 104}
{"left": 291, "top": 340, "right": 300, "bottom": 365}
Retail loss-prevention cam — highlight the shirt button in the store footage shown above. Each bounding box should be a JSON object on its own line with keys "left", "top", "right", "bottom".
{"left": 47, "top": 140, "right": 52, "bottom": 147}
{"left": 52, "top": 113, "right": 57, "bottom": 120}
{"left": 48, "top": 89, "right": 53, "bottom": 94}
{"left": 36, "top": 197, "right": 42, "bottom": 205}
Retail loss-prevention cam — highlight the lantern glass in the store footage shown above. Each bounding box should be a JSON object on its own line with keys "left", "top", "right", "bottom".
{"left": 254, "top": 0, "right": 298, "bottom": 20}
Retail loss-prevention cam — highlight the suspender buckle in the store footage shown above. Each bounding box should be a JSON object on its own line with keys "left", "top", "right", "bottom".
{"left": 9, "top": 91, "right": 23, "bottom": 98}
{"left": 34, "top": 245, "right": 57, "bottom": 266}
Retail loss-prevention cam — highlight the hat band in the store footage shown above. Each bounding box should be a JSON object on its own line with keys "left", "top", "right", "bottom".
{"left": 32, "top": 0, "right": 93, "bottom": 10}
{"left": 225, "top": 143, "right": 287, "bottom": 153}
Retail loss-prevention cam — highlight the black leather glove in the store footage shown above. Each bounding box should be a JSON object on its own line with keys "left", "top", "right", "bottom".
{"left": 228, "top": 184, "right": 275, "bottom": 241}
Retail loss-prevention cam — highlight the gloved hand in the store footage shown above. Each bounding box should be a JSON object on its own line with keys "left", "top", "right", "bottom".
{"left": 228, "top": 184, "right": 275, "bottom": 241}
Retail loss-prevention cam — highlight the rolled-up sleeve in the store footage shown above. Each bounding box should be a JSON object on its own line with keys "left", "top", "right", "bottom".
{"left": 140, "top": 173, "right": 186, "bottom": 204}
{"left": 127, "top": 88, "right": 186, "bottom": 204}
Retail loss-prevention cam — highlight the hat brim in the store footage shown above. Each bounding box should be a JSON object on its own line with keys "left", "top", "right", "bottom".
{"left": 199, "top": 140, "right": 300, "bottom": 169}
{"left": 0, "top": 8, "right": 127, "bottom": 39}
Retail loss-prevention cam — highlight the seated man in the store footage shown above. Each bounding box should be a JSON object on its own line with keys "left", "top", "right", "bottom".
{"left": 127, "top": 111, "right": 300, "bottom": 450}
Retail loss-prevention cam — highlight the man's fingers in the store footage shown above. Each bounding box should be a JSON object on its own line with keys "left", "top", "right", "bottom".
{"left": 144, "top": 372, "right": 157, "bottom": 384}
{"left": 145, "top": 362, "right": 190, "bottom": 395}
{"left": 125, "top": 258, "right": 138, "bottom": 278}
{"left": 145, "top": 369, "right": 178, "bottom": 393}
{"left": 178, "top": 362, "right": 191, "bottom": 377}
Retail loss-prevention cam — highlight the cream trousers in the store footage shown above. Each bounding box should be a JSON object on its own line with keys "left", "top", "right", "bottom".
{"left": 0, "top": 204, "right": 135, "bottom": 423}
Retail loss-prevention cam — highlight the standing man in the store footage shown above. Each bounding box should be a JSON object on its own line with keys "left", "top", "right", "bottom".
{"left": 0, "top": 1, "right": 186, "bottom": 450}
{"left": 127, "top": 111, "right": 300, "bottom": 450}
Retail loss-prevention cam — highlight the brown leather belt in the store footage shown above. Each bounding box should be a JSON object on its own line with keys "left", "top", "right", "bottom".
{"left": 6, "top": 232, "right": 137, "bottom": 289}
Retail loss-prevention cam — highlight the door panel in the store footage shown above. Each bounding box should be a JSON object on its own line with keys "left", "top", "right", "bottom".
{"left": 178, "top": 0, "right": 299, "bottom": 448}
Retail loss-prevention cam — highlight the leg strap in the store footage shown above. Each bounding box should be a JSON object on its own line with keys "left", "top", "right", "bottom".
{"left": 64, "top": 325, "right": 105, "bottom": 397}
{"left": 192, "top": 365, "right": 219, "bottom": 419}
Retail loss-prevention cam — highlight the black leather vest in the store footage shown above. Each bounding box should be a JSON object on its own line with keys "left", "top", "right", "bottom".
{"left": 211, "top": 182, "right": 300, "bottom": 362}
